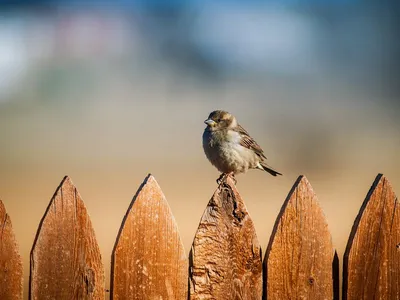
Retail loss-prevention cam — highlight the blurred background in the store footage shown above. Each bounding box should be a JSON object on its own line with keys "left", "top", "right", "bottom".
{"left": 0, "top": 0, "right": 399, "bottom": 298}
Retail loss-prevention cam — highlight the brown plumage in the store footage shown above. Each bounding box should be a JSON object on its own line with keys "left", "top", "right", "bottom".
{"left": 202, "top": 110, "right": 282, "bottom": 180}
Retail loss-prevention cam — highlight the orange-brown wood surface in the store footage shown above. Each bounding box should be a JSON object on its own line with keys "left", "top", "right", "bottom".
{"left": 343, "top": 174, "right": 400, "bottom": 300}
{"left": 264, "top": 176, "right": 335, "bottom": 300}
{"left": 30, "top": 176, "right": 104, "bottom": 300}
{"left": 189, "top": 177, "right": 262, "bottom": 300}
{"left": 111, "top": 174, "right": 188, "bottom": 300}
{"left": 0, "top": 200, "right": 23, "bottom": 300}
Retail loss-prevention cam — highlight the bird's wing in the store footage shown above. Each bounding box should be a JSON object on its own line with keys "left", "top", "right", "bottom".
{"left": 234, "top": 124, "right": 267, "bottom": 159}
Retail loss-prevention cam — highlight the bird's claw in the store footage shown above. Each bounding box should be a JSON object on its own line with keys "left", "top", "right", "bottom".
{"left": 216, "top": 173, "right": 237, "bottom": 185}
{"left": 216, "top": 173, "right": 225, "bottom": 185}
{"left": 231, "top": 174, "right": 237, "bottom": 184}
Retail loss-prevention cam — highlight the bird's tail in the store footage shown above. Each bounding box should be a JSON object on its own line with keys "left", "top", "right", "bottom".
{"left": 260, "top": 162, "right": 282, "bottom": 176}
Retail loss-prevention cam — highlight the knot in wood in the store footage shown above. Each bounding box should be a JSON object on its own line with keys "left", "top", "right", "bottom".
{"left": 308, "top": 277, "right": 315, "bottom": 285}
{"left": 396, "top": 243, "right": 400, "bottom": 250}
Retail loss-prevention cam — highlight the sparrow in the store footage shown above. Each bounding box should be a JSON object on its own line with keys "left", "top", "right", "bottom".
{"left": 202, "top": 110, "right": 282, "bottom": 182}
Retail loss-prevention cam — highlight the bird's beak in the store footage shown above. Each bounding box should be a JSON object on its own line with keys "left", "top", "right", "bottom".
{"left": 204, "top": 119, "right": 216, "bottom": 126}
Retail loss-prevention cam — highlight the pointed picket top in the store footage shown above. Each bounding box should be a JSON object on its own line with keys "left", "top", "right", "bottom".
{"left": 30, "top": 176, "right": 104, "bottom": 300}
{"left": 343, "top": 174, "right": 400, "bottom": 300}
{"left": 264, "top": 176, "right": 335, "bottom": 300}
{"left": 0, "top": 200, "right": 23, "bottom": 300}
{"left": 111, "top": 174, "right": 188, "bottom": 300}
{"left": 189, "top": 177, "right": 262, "bottom": 300}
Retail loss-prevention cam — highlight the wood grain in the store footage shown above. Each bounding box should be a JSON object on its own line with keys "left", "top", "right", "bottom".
{"left": 111, "top": 174, "right": 188, "bottom": 300}
{"left": 30, "top": 176, "right": 104, "bottom": 300}
{"left": 343, "top": 174, "right": 400, "bottom": 300}
{"left": 0, "top": 200, "right": 23, "bottom": 300}
{"left": 264, "top": 175, "right": 334, "bottom": 300}
{"left": 189, "top": 177, "right": 262, "bottom": 300}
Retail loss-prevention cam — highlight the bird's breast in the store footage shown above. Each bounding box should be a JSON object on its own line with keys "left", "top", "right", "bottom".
{"left": 202, "top": 129, "right": 257, "bottom": 174}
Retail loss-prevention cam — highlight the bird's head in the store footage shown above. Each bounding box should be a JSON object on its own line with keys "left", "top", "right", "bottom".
{"left": 204, "top": 110, "right": 237, "bottom": 131}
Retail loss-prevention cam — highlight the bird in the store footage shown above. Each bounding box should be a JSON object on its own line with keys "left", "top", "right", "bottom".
{"left": 202, "top": 110, "right": 282, "bottom": 183}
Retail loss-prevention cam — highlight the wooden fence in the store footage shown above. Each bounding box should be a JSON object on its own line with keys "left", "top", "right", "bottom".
{"left": 0, "top": 173, "right": 399, "bottom": 299}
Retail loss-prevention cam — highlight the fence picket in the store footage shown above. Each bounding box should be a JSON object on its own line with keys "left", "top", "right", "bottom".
{"left": 2, "top": 173, "right": 399, "bottom": 298}
{"left": 343, "top": 174, "right": 400, "bottom": 300}
{"left": 264, "top": 175, "right": 336, "bottom": 299}
{"left": 111, "top": 174, "right": 188, "bottom": 299}
{"left": 189, "top": 176, "right": 262, "bottom": 300}
{"left": 29, "top": 176, "right": 104, "bottom": 300}
{"left": 0, "top": 200, "right": 23, "bottom": 300}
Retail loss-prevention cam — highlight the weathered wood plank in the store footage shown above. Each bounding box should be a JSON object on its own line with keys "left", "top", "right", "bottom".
{"left": 343, "top": 174, "right": 400, "bottom": 300}
{"left": 264, "top": 175, "right": 334, "bottom": 300}
{"left": 111, "top": 174, "right": 188, "bottom": 300}
{"left": 0, "top": 200, "right": 23, "bottom": 300}
{"left": 30, "top": 176, "right": 104, "bottom": 300}
{"left": 189, "top": 177, "right": 262, "bottom": 300}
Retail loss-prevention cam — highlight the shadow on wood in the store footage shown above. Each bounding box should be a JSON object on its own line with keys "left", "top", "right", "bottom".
{"left": 332, "top": 250, "right": 339, "bottom": 300}
{"left": 343, "top": 174, "right": 400, "bottom": 300}
{"left": 0, "top": 200, "right": 23, "bottom": 300}
{"left": 111, "top": 174, "right": 188, "bottom": 300}
{"left": 189, "top": 176, "right": 262, "bottom": 300}
{"left": 29, "top": 176, "right": 104, "bottom": 300}
{"left": 264, "top": 175, "right": 335, "bottom": 300}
